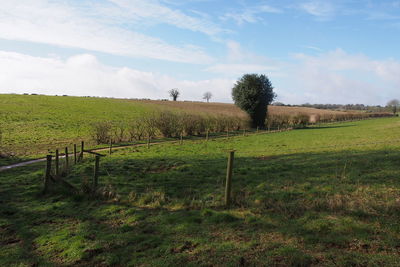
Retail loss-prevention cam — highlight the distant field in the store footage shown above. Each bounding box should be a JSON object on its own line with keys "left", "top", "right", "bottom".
{"left": 0, "top": 94, "right": 357, "bottom": 161}
{"left": 2, "top": 117, "right": 400, "bottom": 266}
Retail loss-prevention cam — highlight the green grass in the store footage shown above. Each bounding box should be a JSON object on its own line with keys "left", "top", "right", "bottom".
{"left": 0, "top": 94, "right": 158, "bottom": 164}
{"left": 1, "top": 117, "right": 400, "bottom": 266}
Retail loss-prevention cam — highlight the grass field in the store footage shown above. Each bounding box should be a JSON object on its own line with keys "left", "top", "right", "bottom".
{"left": 0, "top": 94, "right": 358, "bottom": 166}
{"left": 1, "top": 117, "right": 400, "bottom": 266}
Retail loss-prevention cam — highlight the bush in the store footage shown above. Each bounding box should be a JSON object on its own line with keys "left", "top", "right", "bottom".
{"left": 154, "top": 111, "right": 180, "bottom": 138}
{"left": 128, "top": 118, "right": 146, "bottom": 141}
{"left": 91, "top": 121, "right": 112, "bottom": 144}
{"left": 112, "top": 121, "right": 126, "bottom": 143}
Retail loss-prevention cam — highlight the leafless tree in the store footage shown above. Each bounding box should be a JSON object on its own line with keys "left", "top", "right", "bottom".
{"left": 203, "top": 91, "right": 212, "bottom": 103}
{"left": 169, "top": 88, "right": 180, "bottom": 101}
{"left": 387, "top": 99, "right": 400, "bottom": 114}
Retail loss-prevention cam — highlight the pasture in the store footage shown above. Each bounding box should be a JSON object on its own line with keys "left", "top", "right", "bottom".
{"left": 1, "top": 117, "right": 400, "bottom": 266}
{"left": 0, "top": 94, "right": 388, "bottom": 167}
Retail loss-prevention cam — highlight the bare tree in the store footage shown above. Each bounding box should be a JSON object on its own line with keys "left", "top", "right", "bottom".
{"left": 387, "top": 99, "right": 400, "bottom": 114}
{"left": 169, "top": 88, "right": 180, "bottom": 101}
{"left": 203, "top": 91, "right": 212, "bottom": 103}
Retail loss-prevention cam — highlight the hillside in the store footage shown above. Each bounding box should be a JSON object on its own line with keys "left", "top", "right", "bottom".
{"left": 0, "top": 94, "right": 386, "bottom": 162}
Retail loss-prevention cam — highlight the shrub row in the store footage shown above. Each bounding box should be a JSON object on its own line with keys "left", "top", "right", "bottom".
{"left": 92, "top": 110, "right": 394, "bottom": 144}
{"left": 91, "top": 111, "right": 251, "bottom": 144}
{"left": 265, "top": 112, "right": 393, "bottom": 129}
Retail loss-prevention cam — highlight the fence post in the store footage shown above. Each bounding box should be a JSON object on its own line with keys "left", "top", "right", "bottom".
{"left": 227, "top": 128, "right": 229, "bottom": 137}
{"left": 55, "top": 149, "right": 59, "bottom": 177}
{"left": 74, "top": 144, "right": 77, "bottom": 164}
{"left": 65, "top": 147, "right": 69, "bottom": 169}
{"left": 93, "top": 155, "right": 100, "bottom": 191}
{"left": 43, "top": 155, "right": 52, "bottom": 194}
{"left": 243, "top": 129, "right": 246, "bottom": 136}
{"left": 256, "top": 126, "right": 259, "bottom": 133}
{"left": 225, "top": 151, "right": 235, "bottom": 207}
{"left": 180, "top": 132, "right": 183, "bottom": 145}
{"left": 147, "top": 135, "right": 151, "bottom": 149}
{"left": 109, "top": 139, "right": 112, "bottom": 155}
{"left": 206, "top": 130, "right": 209, "bottom": 141}
{"left": 80, "top": 141, "right": 84, "bottom": 161}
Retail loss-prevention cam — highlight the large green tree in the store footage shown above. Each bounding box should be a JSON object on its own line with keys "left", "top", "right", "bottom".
{"left": 232, "top": 74, "right": 276, "bottom": 128}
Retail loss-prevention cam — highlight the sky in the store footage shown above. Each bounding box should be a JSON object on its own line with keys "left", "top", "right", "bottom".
{"left": 0, "top": 0, "right": 400, "bottom": 105}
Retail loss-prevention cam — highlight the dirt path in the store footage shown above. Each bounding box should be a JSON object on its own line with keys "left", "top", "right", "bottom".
{"left": 0, "top": 142, "right": 158, "bottom": 172}
{"left": 0, "top": 128, "right": 291, "bottom": 172}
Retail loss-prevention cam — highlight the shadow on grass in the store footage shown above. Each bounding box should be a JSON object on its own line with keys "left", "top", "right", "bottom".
{"left": 2, "top": 148, "right": 400, "bottom": 266}
{"left": 304, "top": 124, "right": 356, "bottom": 130}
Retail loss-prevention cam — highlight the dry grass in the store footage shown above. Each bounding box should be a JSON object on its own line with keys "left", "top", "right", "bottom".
{"left": 130, "top": 99, "right": 349, "bottom": 118}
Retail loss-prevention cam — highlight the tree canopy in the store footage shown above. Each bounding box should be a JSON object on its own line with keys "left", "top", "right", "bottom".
{"left": 232, "top": 74, "right": 276, "bottom": 128}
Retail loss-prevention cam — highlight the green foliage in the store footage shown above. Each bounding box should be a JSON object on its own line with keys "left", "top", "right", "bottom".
{"left": 232, "top": 74, "right": 276, "bottom": 128}
{"left": 2, "top": 118, "right": 400, "bottom": 265}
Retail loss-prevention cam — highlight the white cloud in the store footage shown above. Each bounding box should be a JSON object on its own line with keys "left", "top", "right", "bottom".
{"left": 299, "top": 1, "right": 335, "bottom": 20}
{"left": 221, "top": 4, "right": 281, "bottom": 25}
{"left": 108, "top": 0, "right": 224, "bottom": 35}
{"left": 0, "top": 51, "right": 234, "bottom": 102}
{"left": 206, "top": 41, "right": 281, "bottom": 77}
{"left": 0, "top": 0, "right": 212, "bottom": 64}
{"left": 282, "top": 49, "right": 400, "bottom": 105}
{"left": 206, "top": 64, "right": 277, "bottom": 76}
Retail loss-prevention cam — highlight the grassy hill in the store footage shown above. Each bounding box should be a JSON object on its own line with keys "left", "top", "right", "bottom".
{"left": 1, "top": 117, "right": 400, "bottom": 266}
{"left": 0, "top": 94, "right": 360, "bottom": 165}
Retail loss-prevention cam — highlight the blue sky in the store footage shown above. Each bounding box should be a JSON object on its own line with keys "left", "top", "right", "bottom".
{"left": 0, "top": 0, "right": 400, "bottom": 105}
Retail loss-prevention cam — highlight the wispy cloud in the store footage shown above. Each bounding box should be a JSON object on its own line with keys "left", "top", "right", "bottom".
{"left": 221, "top": 4, "right": 282, "bottom": 25}
{"left": 108, "top": 0, "right": 225, "bottom": 35}
{"left": 0, "top": 0, "right": 213, "bottom": 64}
{"left": 299, "top": 1, "right": 335, "bottom": 20}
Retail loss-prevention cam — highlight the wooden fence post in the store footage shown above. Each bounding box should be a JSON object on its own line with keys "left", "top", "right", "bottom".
{"left": 74, "top": 144, "right": 77, "bottom": 164}
{"left": 147, "top": 135, "right": 151, "bottom": 149}
{"left": 55, "top": 149, "right": 59, "bottom": 177}
{"left": 180, "top": 132, "right": 183, "bottom": 145}
{"left": 65, "top": 147, "right": 69, "bottom": 169}
{"left": 93, "top": 155, "right": 100, "bottom": 191}
{"left": 80, "top": 141, "right": 84, "bottom": 161}
{"left": 226, "top": 128, "right": 229, "bottom": 137}
{"left": 206, "top": 130, "right": 209, "bottom": 141}
{"left": 225, "top": 151, "right": 235, "bottom": 207}
{"left": 43, "top": 155, "right": 52, "bottom": 194}
{"left": 109, "top": 139, "right": 112, "bottom": 155}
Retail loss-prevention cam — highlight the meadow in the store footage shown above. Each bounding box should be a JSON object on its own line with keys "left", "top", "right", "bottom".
{"left": 1, "top": 117, "right": 400, "bottom": 266}
{"left": 0, "top": 94, "right": 390, "bottom": 167}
